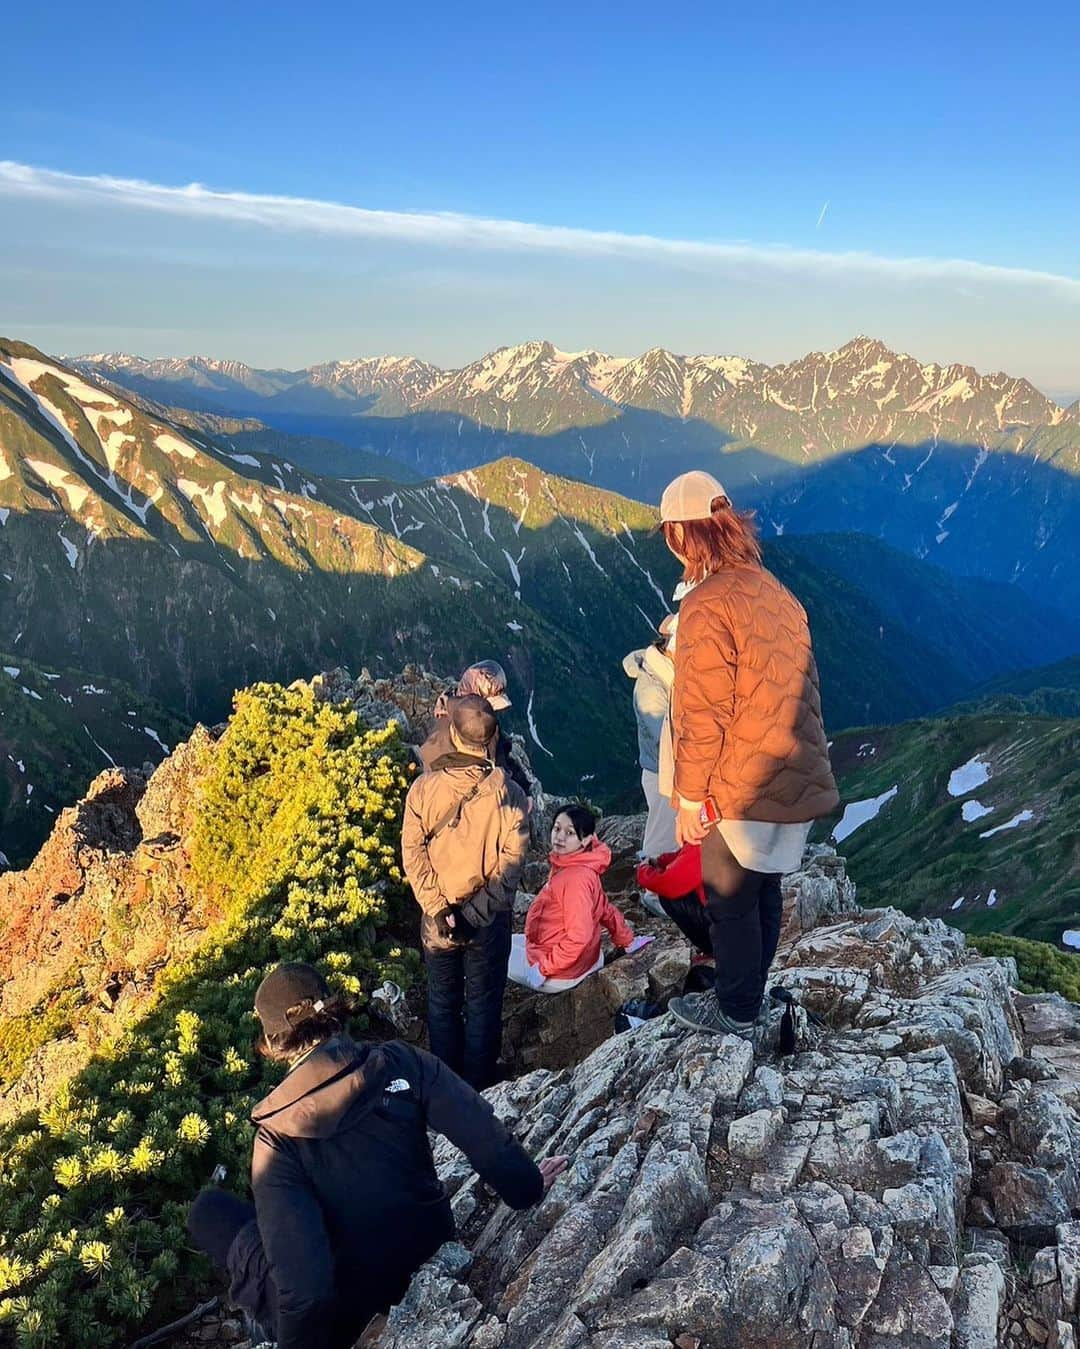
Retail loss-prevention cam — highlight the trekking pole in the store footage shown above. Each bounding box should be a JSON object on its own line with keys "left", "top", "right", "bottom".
{"left": 126, "top": 1297, "right": 220, "bottom": 1349}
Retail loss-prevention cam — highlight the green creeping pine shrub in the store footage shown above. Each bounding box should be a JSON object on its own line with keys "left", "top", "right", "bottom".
{"left": 971, "top": 934, "right": 1080, "bottom": 1002}
{"left": 0, "top": 682, "right": 419, "bottom": 1347}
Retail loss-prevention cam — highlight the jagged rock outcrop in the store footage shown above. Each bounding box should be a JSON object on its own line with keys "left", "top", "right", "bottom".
{"left": 371, "top": 903, "right": 1080, "bottom": 1349}
{"left": 0, "top": 728, "right": 215, "bottom": 1119}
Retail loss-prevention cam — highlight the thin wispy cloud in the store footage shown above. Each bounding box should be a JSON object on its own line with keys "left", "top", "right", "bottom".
{"left": 3, "top": 160, "right": 1079, "bottom": 301}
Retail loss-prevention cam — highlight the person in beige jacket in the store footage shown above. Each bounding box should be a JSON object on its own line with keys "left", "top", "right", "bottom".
{"left": 401, "top": 695, "right": 530, "bottom": 1088}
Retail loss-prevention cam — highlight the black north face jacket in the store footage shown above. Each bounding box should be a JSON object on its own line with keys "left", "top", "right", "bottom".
{"left": 243, "top": 1035, "right": 542, "bottom": 1349}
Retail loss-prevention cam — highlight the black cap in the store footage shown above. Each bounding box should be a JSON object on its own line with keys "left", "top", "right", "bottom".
{"left": 254, "top": 963, "right": 331, "bottom": 1039}
{"left": 450, "top": 694, "right": 496, "bottom": 751}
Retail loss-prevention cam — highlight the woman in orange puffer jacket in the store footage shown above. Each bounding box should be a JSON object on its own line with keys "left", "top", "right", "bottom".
{"left": 509, "top": 805, "right": 648, "bottom": 992}
{"left": 658, "top": 470, "right": 838, "bottom": 1039}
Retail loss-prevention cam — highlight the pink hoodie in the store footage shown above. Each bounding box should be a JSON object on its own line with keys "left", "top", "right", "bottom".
{"left": 524, "top": 840, "right": 634, "bottom": 980}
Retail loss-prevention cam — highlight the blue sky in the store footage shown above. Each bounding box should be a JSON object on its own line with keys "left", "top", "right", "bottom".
{"left": 2, "top": 0, "right": 1079, "bottom": 393}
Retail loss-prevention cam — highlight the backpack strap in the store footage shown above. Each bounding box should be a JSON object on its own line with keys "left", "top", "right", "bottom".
{"left": 423, "top": 763, "right": 494, "bottom": 845}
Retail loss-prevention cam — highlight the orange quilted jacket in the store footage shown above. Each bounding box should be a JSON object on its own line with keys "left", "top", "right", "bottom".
{"left": 671, "top": 564, "right": 838, "bottom": 822}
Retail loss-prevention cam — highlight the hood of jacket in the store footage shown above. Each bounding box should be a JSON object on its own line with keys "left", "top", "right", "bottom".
{"left": 429, "top": 750, "right": 494, "bottom": 775}
{"left": 622, "top": 649, "right": 647, "bottom": 679}
{"left": 549, "top": 838, "right": 612, "bottom": 877}
{"left": 251, "top": 1035, "right": 392, "bottom": 1140}
{"left": 642, "top": 642, "right": 675, "bottom": 689}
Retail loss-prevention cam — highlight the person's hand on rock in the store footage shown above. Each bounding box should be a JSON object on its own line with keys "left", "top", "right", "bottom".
{"left": 539, "top": 1156, "right": 569, "bottom": 1191}
{"left": 625, "top": 934, "right": 655, "bottom": 955}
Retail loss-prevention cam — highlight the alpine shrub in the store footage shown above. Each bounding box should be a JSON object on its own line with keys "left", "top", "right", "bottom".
{"left": 0, "top": 682, "right": 417, "bottom": 1346}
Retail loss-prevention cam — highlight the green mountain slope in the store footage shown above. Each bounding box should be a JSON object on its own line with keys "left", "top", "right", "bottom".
{"left": 0, "top": 657, "right": 188, "bottom": 867}
{"left": 5, "top": 339, "right": 1077, "bottom": 863}
{"left": 0, "top": 342, "right": 671, "bottom": 842}
{"left": 76, "top": 335, "right": 1080, "bottom": 626}
{"left": 818, "top": 714, "right": 1080, "bottom": 944}
{"left": 953, "top": 655, "right": 1080, "bottom": 718}
{"left": 769, "top": 533, "right": 1080, "bottom": 693}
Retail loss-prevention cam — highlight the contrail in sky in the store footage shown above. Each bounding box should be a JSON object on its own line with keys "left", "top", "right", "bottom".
{"left": 816, "top": 201, "right": 829, "bottom": 229}
{"left": 2, "top": 161, "right": 1079, "bottom": 300}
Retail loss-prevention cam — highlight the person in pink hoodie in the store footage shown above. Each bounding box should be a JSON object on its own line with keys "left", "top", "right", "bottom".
{"left": 509, "top": 805, "right": 651, "bottom": 992}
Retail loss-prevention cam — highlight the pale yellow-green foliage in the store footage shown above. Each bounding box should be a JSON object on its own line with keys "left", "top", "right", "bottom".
{"left": 0, "top": 680, "right": 417, "bottom": 1346}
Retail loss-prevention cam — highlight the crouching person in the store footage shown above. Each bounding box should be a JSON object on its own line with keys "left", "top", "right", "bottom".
{"left": 187, "top": 962, "right": 567, "bottom": 1349}
{"left": 401, "top": 694, "right": 530, "bottom": 1088}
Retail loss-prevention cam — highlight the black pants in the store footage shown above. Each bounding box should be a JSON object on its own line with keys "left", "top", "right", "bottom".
{"left": 701, "top": 828, "right": 783, "bottom": 1022}
{"left": 187, "top": 1190, "right": 277, "bottom": 1337}
{"left": 424, "top": 910, "right": 510, "bottom": 1089}
{"left": 658, "top": 894, "right": 712, "bottom": 955}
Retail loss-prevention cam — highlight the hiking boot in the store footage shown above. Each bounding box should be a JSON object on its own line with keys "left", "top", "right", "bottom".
{"left": 668, "top": 991, "right": 757, "bottom": 1038}
{"left": 243, "top": 1311, "right": 275, "bottom": 1345}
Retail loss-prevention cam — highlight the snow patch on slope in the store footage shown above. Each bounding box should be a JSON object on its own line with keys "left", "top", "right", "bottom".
{"left": 979, "top": 810, "right": 1035, "bottom": 839}
{"left": 947, "top": 756, "right": 991, "bottom": 796}
{"left": 525, "top": 691, "right": 554, "bottom": 758}
{"left": 832, "top": 786, "right": 899, "bottom": 843}
{"left": 26, "top": 459, "right": 90, "bottom": 512}
{"left": 155, "top": 433, "right": 198, "bottom": 459}
{"left": 178, "top": 479, "right": 229, "bottom": 529}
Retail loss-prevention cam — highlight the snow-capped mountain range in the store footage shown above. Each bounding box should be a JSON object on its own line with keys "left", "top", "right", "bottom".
{"left": 75, "top": 336, "right": 1078, "bottom": 446}
{"left": 73, "top": 335, "right": 1080, "bottom": 617}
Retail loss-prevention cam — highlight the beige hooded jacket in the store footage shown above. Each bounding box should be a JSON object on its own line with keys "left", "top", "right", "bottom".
{"left": 401, "top": 751, "right": 529, "bottom": 950}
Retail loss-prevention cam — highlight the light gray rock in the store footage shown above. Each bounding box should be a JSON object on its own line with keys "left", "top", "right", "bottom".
{"left": 952, "top": 1256, "right": 1006, "bottom": 1349}
{"left": 1055, "top": 1219, "right": 1080, "bottom": 1316}
{"left": 728, "top": 1108, "right": 785, "bottom": 1163}
{"left": 374, "top": 866, "right": 1080, "bottom": 1349}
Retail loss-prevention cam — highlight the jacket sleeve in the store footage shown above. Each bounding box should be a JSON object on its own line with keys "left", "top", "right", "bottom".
{"left": 635, "top": 671, "right": 669, "bottom": 756}
{"left": 598, "top": 891, "right": 635, "bottom": 950}
{"left": 417, "top": 723, "right": 450, "bottom": 772}
{"left": 400, "top": 780, "right": 448, "bottom": 917}
{"left": 251, "top": 1130, "right": 334, "bottom": 1349}
{"left": 637, "top": 846, "right": 702, "bottom": 901}
{"left": 462, "top": 783, "right": 529, "bottom": 925}
{"left": 535, "top": 874, "right": 601, "bottom": 979}
{"left": 410, "top": 1045, "right": 544, "bottom": 1209}
{"left": 671, "top": 596, "right": 737, "bottom": 807}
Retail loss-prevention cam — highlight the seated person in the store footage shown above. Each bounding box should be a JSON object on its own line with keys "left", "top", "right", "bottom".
{"left": 416, "top": 660, "right": 532, "bottom": 800}
{"left": 187, "top": 962, "right": 566, "bottom": 1349}
{"left": 637, "top": 843, "right": 714, "bottom": 963}
{"left": 509, "top": 805, "right": 651, "bottom": 993}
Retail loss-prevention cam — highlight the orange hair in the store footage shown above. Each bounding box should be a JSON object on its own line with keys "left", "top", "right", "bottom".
{"left": 662, "top": 497, "right": 762, "bottom": 583}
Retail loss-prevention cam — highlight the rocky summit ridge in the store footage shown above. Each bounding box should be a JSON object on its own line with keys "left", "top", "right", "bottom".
{"left": 4, "top": 669, "right": 1080, "bottom": 1347}
{"left": 25, "top": 667, "right": 1066, "bottom": 1349}
{"left": 356, "top": 893, "right": 1080, "bottom": 1349}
